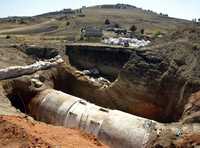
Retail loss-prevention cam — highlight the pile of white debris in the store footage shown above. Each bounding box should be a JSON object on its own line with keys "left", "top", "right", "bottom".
{"left": 102, "top": 37, "right": 150, "bottom": 48}
{"left": 81, "top": 68, "right": 111, "bottom": 87}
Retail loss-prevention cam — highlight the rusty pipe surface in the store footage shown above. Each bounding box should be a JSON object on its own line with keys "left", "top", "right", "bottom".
{"left": 29, "top": 89, "right": 167, "bottom": 148}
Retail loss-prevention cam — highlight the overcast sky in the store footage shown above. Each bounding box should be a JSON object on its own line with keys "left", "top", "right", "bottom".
{"left": 0, "top": 0, "right": 199, "bottom": 20}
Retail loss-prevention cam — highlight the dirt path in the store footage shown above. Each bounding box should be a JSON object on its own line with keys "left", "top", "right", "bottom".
{"left": 0, "top": 115, "right": 109, "bottom": 148}
{"left": 0, "top": 19, "right": 57, "bottom": 34}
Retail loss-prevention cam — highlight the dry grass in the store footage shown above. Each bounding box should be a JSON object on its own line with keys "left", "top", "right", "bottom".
{"left": 0, "top": 7, "right": 193, "bottom": 39}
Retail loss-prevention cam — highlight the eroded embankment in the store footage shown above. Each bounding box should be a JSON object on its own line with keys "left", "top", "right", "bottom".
{"left": 3, "top": 38, "right": 200, "bottom": 124}
{"left": 65, "top": 43, "right": 200, "bottom": 122}
{"left": 2, "top": 64, "right": 200, "bottom": 148}
{"left": 66, "top": 44, "right": 132, "bottom": 81}
{"left": 1, "top": 66, "right": 165, "bottom": 148}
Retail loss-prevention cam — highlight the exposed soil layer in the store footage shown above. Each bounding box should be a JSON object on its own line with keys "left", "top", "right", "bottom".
{"left": 66, "top": 44, "right": 132, "bottom": 81}
{"left": 0, "top": 115, "right": 108, "bottom": 148}
{"left": 19, "top": 44, "right": 59, "bottom": 59}
{"left": 65, "top": 28, "right": 200, "bottom": 123}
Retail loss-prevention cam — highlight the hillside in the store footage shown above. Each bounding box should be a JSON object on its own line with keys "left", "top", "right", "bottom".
{"left": 0, "top": 4, "right": 193, "bottom": 38}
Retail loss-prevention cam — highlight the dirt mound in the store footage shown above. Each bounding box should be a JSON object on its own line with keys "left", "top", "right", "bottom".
{"left": 0, "top": 115, "right": 108, "bottom": 148}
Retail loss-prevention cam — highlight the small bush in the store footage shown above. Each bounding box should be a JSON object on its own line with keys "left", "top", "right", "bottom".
{"left": 140, "top": 29, "right": 144, "bottom": 34}
{"left": 66, "top": 22, "right": 70, "bottom": 26}
{"left": 154, "top": 30, "right": 162, "bottom": 37}
{"left": 80, "top": 36, "right": 84, "bottom": 40}
{"left": 130, "top": 25, "right": 137, "bottom": 32}
{"left": 6, "top": 35, "right": 11, "bottom": 39}
{"left": 192, "top": 44, "right": 200, "bottom": 51}
{"left": 105, "top": 19, "right": 110, "bottom": 25}
{"left": 114, "top": 23, "right": 120, "bottom": 28}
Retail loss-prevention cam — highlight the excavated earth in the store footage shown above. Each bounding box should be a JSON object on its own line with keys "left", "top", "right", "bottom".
{"left": 65, "top": 28, "right": 200, "bottom": 123}
{"left": 0, "top": 27, "right": 200, "bottom": 147}
{"left": 0, "top": 39, "right": 108, "bottom": 147}
{"left": 0, "top": 115, "right": 107, "bottom": 148}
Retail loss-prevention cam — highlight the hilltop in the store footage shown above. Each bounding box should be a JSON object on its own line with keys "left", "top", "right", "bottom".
{"left": 0, "top": 4, "right": 194, "bottom": 38}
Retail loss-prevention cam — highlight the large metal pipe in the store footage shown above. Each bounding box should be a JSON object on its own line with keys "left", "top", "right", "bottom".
{"left": 29, "top": 89, "right": 165, "bottom": 148}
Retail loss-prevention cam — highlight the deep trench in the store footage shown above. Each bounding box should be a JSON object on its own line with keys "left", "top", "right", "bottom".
{"left": 2, "top": 47, "right": 186, "bottom": 124}
{"left": 65, "top": 45, "right": 132, "bottom": 82}
{"left": 5, "top": 46, "right": 131, "bottom": 117}
{"left": 3, "top": 66, "right": 186, "bottom": 124}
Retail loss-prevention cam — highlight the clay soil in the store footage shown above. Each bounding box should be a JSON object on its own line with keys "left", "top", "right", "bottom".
{"left": 0, "top": 115, "right": 109, "bottom": 148}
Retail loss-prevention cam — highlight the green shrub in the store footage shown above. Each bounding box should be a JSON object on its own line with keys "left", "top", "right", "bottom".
{"left": 154, "top": 30, "right": 161, "bottom": 37}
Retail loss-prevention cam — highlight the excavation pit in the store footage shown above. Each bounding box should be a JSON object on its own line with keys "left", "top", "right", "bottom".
{"left": 3, "top": 73, "right": 197, "bottom": 148}
{"left": 2, "top": 65, "right": 187, "bottom": 124}
{"left": 66, "top": 44, "right": 133, "bottom": 82}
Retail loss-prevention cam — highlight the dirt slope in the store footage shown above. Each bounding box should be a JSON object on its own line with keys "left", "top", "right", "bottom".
{"left": 0, "top": 115, "right": 108, "bottom": 148}
{"left": 0, "top": 19, "right": 58, "bottom": 35}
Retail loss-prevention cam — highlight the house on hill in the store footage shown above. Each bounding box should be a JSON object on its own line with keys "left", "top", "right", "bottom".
{"left": 81, "top": 26, "right": 103, "bottom": 38}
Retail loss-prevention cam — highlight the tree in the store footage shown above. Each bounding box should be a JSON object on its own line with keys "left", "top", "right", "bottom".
{"left": 130, "top": 25, "right": 137, "bottom": 32}
{"left": 105, "top": 19, "right": 110, "bottom": 25}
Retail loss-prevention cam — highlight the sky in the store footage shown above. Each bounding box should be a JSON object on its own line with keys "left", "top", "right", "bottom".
{"left": 0, "top": 0, "right": 199, "bottom": 20}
